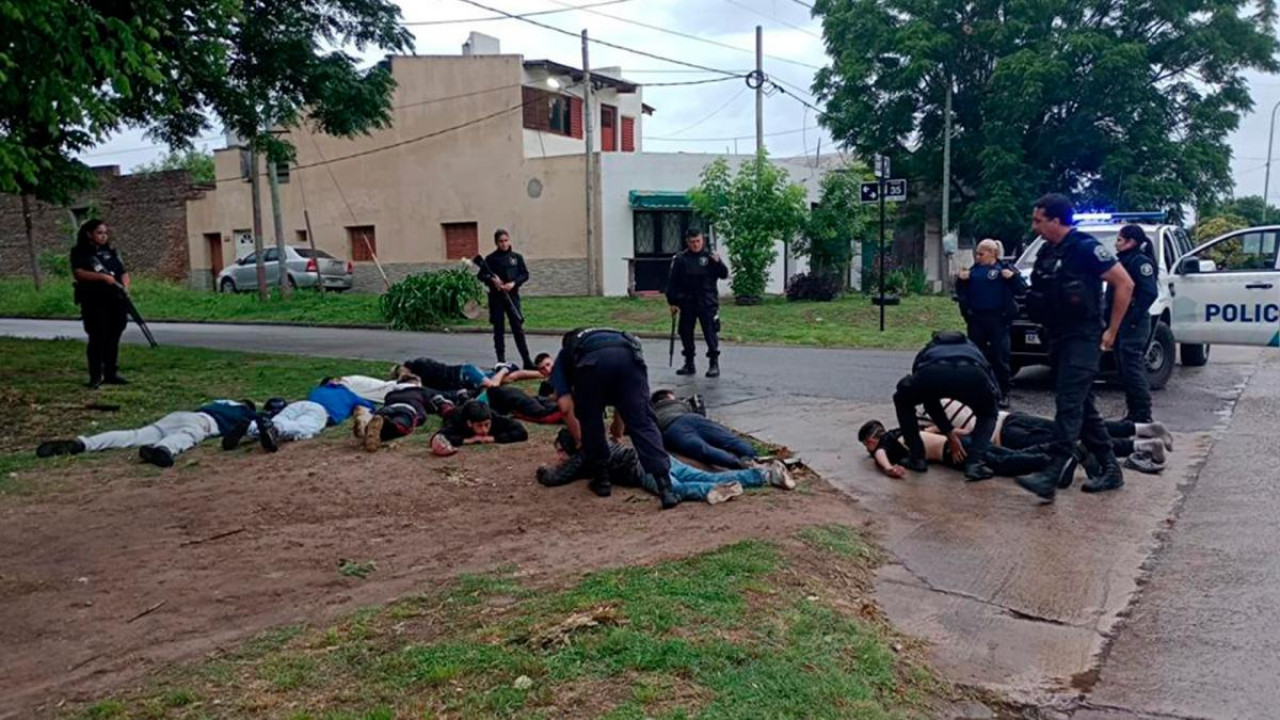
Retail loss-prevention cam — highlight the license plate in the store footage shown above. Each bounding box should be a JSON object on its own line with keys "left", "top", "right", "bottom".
{"left": 1025, "top": 331, "right": 1040, "bottom": 346}
{"left": 323, "top": 278, "right": 344, "bottom": 286}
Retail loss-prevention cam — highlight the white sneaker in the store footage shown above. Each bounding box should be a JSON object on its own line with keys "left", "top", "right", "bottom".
{"left": 1135, "top": 438, "right": 1166, "bottom": 464}
{"left": 766, "top": 460, "right": 796, "bottom": 490}
{"left": 706, "top": 482, "right": 743, "bottom": 505}
{"left": 352, "top": 406, "right": 372, "bottom": 439}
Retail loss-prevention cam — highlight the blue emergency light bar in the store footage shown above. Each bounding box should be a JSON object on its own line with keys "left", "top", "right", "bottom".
{"left": 1075, "top": 211, "right": 1167, "bottom": 225}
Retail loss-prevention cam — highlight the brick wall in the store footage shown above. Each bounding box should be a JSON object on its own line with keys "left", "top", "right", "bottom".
{"left": 0, "top": 167, "right": 205, "bottom": 281}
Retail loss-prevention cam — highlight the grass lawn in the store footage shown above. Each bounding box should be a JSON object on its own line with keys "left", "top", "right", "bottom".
{"left": 73, "top": 527, "right": 949, "bottom": 720}
{"left": 0, "top": 337, "right": 389, "bottom": 488}
{"left": 0, "top": 278, "right": 961, "bottom": 351}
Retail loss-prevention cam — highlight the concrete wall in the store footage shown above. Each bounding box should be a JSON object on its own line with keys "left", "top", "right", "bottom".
{"left": 186, "top": 55, "right": 591, "bottom": 295}
{"left": 1, "top": 167, "right": 200, "bottom": 281}
{"left": 597, "top": 152, "right": 821, "bottom": 297}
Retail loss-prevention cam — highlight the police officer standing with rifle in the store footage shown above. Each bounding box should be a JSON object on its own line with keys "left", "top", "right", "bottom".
{"left": 667, "top": 228, "right": 728, "bottom": 378}
{"left": 478, "top": 229, "right": 535, "bottom": 369}
{"left": 70, "top": 219, "right": 131, "bottom": 388}
{"left": 1111, "top": 225, "right": 1160, "bottom": 424}
{"left": 1016, "top": 195, "right": 1135, "bottom": 501}
{"left": 548, "top": 327, "right": 680, "bottom": 509}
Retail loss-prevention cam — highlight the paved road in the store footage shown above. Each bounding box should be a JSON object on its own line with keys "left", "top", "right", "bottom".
{"left": 1, "top": 318, "right": 1274, "bottom": 715}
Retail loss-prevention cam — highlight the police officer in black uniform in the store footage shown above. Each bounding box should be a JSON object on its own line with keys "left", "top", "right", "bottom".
{"left": 70, "top": 219, "right": 130, "bottom": 388}
{"left": 891, "top": 331, "right": 1000, "bottom": 481}
{"left": 548, "top": 327, "right": 680, "bottom": 509}
{"left": 666, "top": 228, "right": 728, "bottom": 378}
{"left": 1016, "top": 195, "right": 1135, "bottom": 501}
{"left": 1110, "top": 225, "right": 1160, "bottom": 424}
{"left": 480, "top": 229, "right": 534, "bottom": 369}
{"left": 955, "top": 239, "right": 1026, "bottom": 408}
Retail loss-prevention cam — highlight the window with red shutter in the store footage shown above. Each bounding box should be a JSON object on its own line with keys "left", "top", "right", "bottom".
{"left": 621, "top": 116, "right": 636, "bottom": 152}
{"left": 347, "top": 226, "right": 377, "bottom": 262}
{"left": 570, "top": 96, "right": 583, "bottom": 139}
{"left": 443, "top": 222, "right": 479, "bottom": 259}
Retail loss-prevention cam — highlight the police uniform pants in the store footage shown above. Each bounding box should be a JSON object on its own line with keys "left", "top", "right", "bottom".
{"left": 678, "top": 303, "right": 720, "bottom": 360}
{"left": 893, "top": 364, "right": 998, "bottom": 465}
{"left": 1048, "top": 334, "right": 1114, "bottom": 460}
{"left": 966, "top": 312, "right": 1012, "bottom": 396}
{"left": 81, "top": 300, "right": 127, "bottom": 382}
{"left": 1001, "top": 413, "right": 1135, "bottom": 457}
{"left": 490, "top": 292, "right": 532, "bottom": 366}
{"left": 1114, "top": 316, "right": 1153, "bottom": 422}
{"left": 572, "top": 346, "right": 671, "bottom": 481}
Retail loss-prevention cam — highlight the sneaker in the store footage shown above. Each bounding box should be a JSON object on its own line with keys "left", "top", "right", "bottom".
{"left": 37, "top": 439, "right": 84, "bottom": 458}
{"left": 1141, "top": 421, "right": 1174, "bottom": 451}
{"left": 764, "top": 460, "right": 796, "bottom": 490}
{"left": 221, "top": 420, "right": 250, "bottom": 451}
{"left": 352, "top": 406, "right": 372, "bottom": 440}
{"left": 689, "top": 393, "right": 707, "bottom": 417}
{"left": 257, "top": 415, "right": 280, "bottom": 453}
{"left": 363, "top": 416, "right": 384, "bottom": 452}
{"left": 1123, "top": 453, "right": 1163, "bottom": 475}
{"left": 1134, "top": 439, "right": 1166, "bottom": 464}
{"left": 102, "top": 375, "right": 129, "bottom": 386}
{"left": 706, "top": 482, "right": 744, "bottom": 505}
{"left": 139, "top": 445, "right": 174, "bottom": 468}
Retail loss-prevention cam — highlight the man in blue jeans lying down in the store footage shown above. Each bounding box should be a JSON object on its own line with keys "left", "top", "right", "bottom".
{"left": 650, "top": 389, "right": 757, "bottom": 469}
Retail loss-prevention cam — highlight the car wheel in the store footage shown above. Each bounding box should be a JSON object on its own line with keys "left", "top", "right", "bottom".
{"left": 1145, "top": 322, "right": 1176, "bottom": 391}
{"left": 286, "top": 274, "right": 298, "bottom": 290}
{"left": 1180, "top": 342, "right": 1210, "bottom": 367}
{"left": 219, "top": 277, "right": 237, "bottom": 294}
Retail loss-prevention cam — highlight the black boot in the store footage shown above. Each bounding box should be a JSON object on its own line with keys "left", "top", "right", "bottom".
{"left": 676, "top": 359, "right": 696, "bottom": 376}
{"left": 964, "top": 461, "right": 995, "bottom": 482}
{"left": 588, "top": 464, "right": 612, "bottom": 497}
{"left": 1016, "top": 455, "right": 1073, "bottom": 502}
{"left": 705, "top": 357, "right": 720, "bottom": 378}
{"left": 653, "top": 472, "right": 681, "bottom": 509}
{"left": 37, "top": 439, "right": 85, "bottom": 458}
{"left": 257, "top": 414, "right": 281, "bottom": 453}
{"left": 1082, "top": 455, "right": 1125, "bottom": 493}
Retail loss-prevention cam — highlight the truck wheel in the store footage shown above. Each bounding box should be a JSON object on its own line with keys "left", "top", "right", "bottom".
{"left": 1146, "top": 322, "right": 1176, "bottom": 391}
{"left": 1180, "top": 343, "right": 1210, "bottom": 367}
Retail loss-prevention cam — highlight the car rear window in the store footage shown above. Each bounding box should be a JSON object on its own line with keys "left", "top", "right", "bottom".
{"left": 294, "top": 248, "right": 335, "bottom": 259}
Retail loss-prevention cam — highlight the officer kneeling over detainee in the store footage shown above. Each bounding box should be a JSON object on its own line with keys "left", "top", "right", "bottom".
{"left": 549, "top": 327, "right": 680, "bottom": 509}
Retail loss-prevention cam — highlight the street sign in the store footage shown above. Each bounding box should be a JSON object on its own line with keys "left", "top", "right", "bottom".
{"left": 860, "top": 182, "right": 880, "bottom": 204}
{"left": 874, "top": 155, "right": 891, "bottom": 179}
{"left": 884, "top": 178, "right": 908, "bottom": 202}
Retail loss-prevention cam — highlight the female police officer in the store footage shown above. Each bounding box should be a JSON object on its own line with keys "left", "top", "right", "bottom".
{"left": 71, "top": 219, "right": 130, "bottom": 388}
{"left": 1110, "top": 225, "right": 1160, "bottom": 424}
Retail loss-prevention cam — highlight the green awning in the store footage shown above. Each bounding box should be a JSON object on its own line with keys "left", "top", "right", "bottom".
{"left": 629, "top": 190, "right": 692, "bottom": 210}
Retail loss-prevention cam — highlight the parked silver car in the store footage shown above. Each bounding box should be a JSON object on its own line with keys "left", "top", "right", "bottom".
{"left": 218, "top": 246, "right": 353, "bottom": 293}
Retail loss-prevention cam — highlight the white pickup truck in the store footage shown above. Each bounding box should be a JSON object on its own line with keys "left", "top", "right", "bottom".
{"left": 1010, "top": 215, "right": 1279, "bottom": 388}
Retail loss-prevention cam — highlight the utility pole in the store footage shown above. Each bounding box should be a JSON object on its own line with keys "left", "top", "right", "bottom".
{"left": 249, "top": 144, "right": 268, "bottom": 301}
{"left": 941, "top": 79, "right": 953, "bottom": 287}
{"left": 582, "top": 29, "right": 596, "bottom": 295}
{"left": 1263, "top": 99, "right": 1280, "bottom": 224}
{"left": 755, "top": 25, "right": 763, "bottom": 157}
{"left": 267, "top": 155, "right": 290, "bottom": 298}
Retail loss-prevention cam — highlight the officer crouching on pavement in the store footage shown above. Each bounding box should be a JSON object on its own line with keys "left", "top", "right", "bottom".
{"left": 891, "top": 331, "right": 1000, "bottom": 481}
{"left": 956, "top": 238, "right": 1026, "bottom": 409}
{"left": 667, "top": 228, "right": 728, "bottom": 378}
{"left": 1016, "top": 194, "right": 1135, "bottom": 501}
{"left": 549, "top": 327, "right": 680, "bottom": 509}
{"left": 1110, "top": 225, "right": 1160, "bottom": 424}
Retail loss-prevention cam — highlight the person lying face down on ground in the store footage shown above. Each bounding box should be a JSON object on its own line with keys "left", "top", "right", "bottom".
{"left": 925, "top": 399, "right": 1173, "bottom": 476}
{"left": 857, "top": 419, "right": 1052, "bottom": 480}
{"left": 535, "top": 427, "right": 795, "bottom": 506}
{"left": 392, "top": 357, "right": 528, "bottom": 393}
{"left": 220, "top": 397, "right": 329, "bottom": 453}
{"left": 434, "top": 400, "right": 529, "bottom": 450}
{"left": 497, "top": 352, "right": 556, "bottom": 390}
{"left": 337, "top": 372, "right": 423, "bottom": 404}
{"left": 308, "top": 379, "right": 377, "bottom": 425}
{"left": 483, "top": 384, "right": 562, "bottom": 423}
{"left": 350, "top": 384, "right": 474, "bottom": 453}
{"left": 36, "top": 399, "right": 260, "bottom": 468}
{"left": 648, "top": 390, "right": 756, "bottom": 469}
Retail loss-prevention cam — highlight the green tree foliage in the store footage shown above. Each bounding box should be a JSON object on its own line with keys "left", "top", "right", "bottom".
{"left": 799, "top": 166, "right": 881, "bottom": 280}
{"left": 1193, "top": 214, "right": 1250, "bottom": 244}
{"left": 689, "top": 154, "right": 809, "bottom": 302}
{"left": 813, "top": 0, "right": 1280, "bottom": 242}
{"left": 134, "top": 149, "right": 216, "bottom": 184}
{"left": 1198, "top": 195, "right": 1280, "bottom": 227}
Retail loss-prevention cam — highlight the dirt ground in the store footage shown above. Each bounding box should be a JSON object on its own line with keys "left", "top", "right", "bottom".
{"left": 0, "top": 432, "right": 868, "bottom": 718}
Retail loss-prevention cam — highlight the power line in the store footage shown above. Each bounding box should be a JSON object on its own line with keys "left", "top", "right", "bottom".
{"left": 450, "top": 0, "right": 740, "bottom": 77}
{"left": 403, "top": 0, "right": 633, "bottom": 26}
{"left": 791, "top": 0, "right": 815, "bottom": 9}
{"left": 80, "top": 133, "right": 226, "bottom": 159}
{"left": 719, "top": 0, "right": 823, "bottom": 40}
{"left": 647, "top": 125, "right": 822, "bottom": 142}
{"left": 537, "top": 0, "right": 822, "bottom": 71}
{"left": 656, "top": 86, "right": 751, "bottom": 138}
{"left": 640, "top": 75, "right": 744, "bottom": 87}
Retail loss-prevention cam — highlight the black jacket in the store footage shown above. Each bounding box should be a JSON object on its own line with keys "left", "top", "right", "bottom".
{"left": 480, "top": 248, "right": 530, "bottom": 297}
{"left": 70, "top": 243, "right": 127, "bottom": 305}
{"left": 955, "top": 260, "right": 1025, "bottom": 319}
{"left": 441, "top": 412, "right": 528, "bottom": 446}
{"left": 666, "top": 248, "right": 728, "bottom": 308}
{"left": 1109, "top": 246, "right": 1159, "bottom": 326}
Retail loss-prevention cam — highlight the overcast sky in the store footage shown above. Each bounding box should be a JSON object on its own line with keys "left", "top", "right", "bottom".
{"left": 78, "top": 0, "right": 1280, "bottom": 204}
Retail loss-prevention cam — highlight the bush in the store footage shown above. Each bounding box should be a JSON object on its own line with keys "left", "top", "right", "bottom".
{"left": 39, "top": 250, "right": 71, "bottom": 278}
{"left": 379, "top": 267, "right": 481, "bottom": 331}
{"left": 861, "top": 250, "right": 931, "bottom": 297}
{"left": 785, "top": 272, "right": 843, "bottom": 302}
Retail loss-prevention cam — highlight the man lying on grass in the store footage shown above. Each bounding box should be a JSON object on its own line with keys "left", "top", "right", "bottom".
{"left": 537, "top": 428, "right": 794, "bottom": 506}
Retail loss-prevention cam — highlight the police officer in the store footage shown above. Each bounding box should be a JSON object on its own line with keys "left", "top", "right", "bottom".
{"left": 667, "top": 228, "right": 728, "bottom": 378}
{"left": 480, "top": 229, "right": 534, "bottom": 369}
{"left": 956, "top": 238, "right": 1026, "bottom": 408}
{"left": 1016, "top": 195, "right": 1135, "bottom": 501}
{"left": 549, "top": 327, "right": 680, "bottom": 509}
{"left": 891, "top": 331, "right": 999, "bottom": 481}
{"left": 1110, "top": 225, "right": 1159, "bottom": 424}
{"left": 70, "top": 219, "right": 130, "bottom": 388}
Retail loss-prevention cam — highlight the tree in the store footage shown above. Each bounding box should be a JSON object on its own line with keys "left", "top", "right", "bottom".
{"left": 1198, "top": 195, "right": 1280, "bottom": 227}
{"left": 1193, "top": 214, "right": 1249, "bottom": 244}
{"left": 134, "top": 149, "right": 216, "bottom": 184}
{"left": 813, "top": 0, "right": 1280, "bottom": 244}
{"left": 798, "top": 165, "right": 880, "bottom": 282}
{"left": 689, "top": 153, "right": 809, "bottom": 302}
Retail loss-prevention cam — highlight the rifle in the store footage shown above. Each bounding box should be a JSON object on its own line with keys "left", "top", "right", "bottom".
{"left": 471, "top": 254, "right": 525, "bottom": 324}
{"left": 118, "top": 286, "right": 158, "bottom": 348}
{"left": 668, "top": 310, "right": 677, "bottom": 367}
